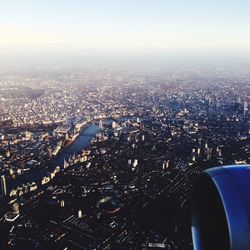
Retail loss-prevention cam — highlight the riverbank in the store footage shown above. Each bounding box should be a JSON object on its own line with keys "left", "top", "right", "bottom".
{"left": 8, "top": 123, "right": 100, "bottom": 191}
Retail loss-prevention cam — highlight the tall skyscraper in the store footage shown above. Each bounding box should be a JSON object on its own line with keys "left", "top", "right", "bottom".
{"left": 112, "top": 121, "right": 116, "bottom": 129}
{"left": 99, "top": 120, "right": 103, "bottom": 129}
{"left": 78, "top": 209, "right": 83, "bottom": 218}
{"left": 243, "top": 102, "right": 248, "bottom": 116}
{"left": 1, "top": 175, "right": 7, "bottom": 196}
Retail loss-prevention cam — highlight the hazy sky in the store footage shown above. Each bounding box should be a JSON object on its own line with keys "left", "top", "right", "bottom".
{"left": 1, "top": 0, "right": 250, "bottom": 59}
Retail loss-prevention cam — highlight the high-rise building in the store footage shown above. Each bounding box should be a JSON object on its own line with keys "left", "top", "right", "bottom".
{"left": 133, "top": 159, "right": 138, "bottom": 167}
{"left": 243, "top": 102, "right": 248, "bottom": 116}
{"left": 141, "top": 134, "right": 145, "bottom": 142}
{"left": 78, "top": 209, "right": 83, "bottom": 218}
{"left": 112, "top": 121, "right": 116, "bottom": 129}
{"left": 47, "top": 147, "right": 52, "bottom": 159}
{"left": 11, "top": 202, "right": 20, "bottom": 214}
{"left": 1, "top": 175, "right": 7, "bottom": 196}
{"left": 197, "top": 148, "right": 201, "bottom": 155}
{"left": 99, "top": 120, "right": 103, "bottom": 129}
{"left": 60, "top": 200, "right": 65, "bottom": 208}
{"left": 5, "top": 150, "right": 10, "bottom": 158}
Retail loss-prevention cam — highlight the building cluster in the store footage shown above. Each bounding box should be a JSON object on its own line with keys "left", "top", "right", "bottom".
{"left": 0, "top": 68, "right": 249, "bottom": 249}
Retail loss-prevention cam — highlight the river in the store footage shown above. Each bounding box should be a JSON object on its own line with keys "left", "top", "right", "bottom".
{"left": 8, "top": 123, "right": 100, "bottom": 191}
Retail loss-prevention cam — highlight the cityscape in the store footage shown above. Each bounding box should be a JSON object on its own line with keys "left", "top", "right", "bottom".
{"left": 0, "top": 66, "right": 249, "bottom": 249}
{"left": 1, "top": 0, "right": 250, "bottom": 249}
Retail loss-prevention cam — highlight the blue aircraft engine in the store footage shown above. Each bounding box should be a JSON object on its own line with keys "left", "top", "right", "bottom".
{"left": 192, "top": 165, "right": 250, "bottom": 250}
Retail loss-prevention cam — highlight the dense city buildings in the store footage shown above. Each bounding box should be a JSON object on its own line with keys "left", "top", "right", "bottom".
{"left": 0, "top": 66, "right": 249, "bottom": 249}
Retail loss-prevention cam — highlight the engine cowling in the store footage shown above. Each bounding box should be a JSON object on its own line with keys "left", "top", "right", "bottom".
{"left": 192, "top": 165, "right": 250, "bottom": 250}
